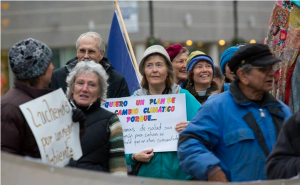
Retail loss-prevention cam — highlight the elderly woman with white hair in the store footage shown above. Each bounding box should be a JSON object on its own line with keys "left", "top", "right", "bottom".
{"left": 65, "top": 60, "right": 127, "bottom": 176}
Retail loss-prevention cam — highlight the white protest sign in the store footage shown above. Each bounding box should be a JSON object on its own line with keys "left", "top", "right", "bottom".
{"left": 19, "top": 88, "right": 82, "bottom": 167}
{"left": 103, "top": 94, "right": 186, "bottom": 154}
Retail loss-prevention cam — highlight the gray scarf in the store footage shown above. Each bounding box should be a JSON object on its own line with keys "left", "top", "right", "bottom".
{"left": 133, "top": 83, "right": 181, "bottom": 96}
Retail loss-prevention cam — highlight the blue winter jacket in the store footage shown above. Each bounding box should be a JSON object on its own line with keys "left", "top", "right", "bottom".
{"left": 126, "top": 86, "right": 201, "bottom": 179}
{"left": 178, "top": 81, "right": 292, "bottom": 182}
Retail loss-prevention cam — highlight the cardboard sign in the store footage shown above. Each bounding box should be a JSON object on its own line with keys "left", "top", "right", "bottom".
{"left": 19, "top": 89, "right": 82, "bottom": 167}
{"left": 103, "top": 94, "right": 187, "bottom": 154}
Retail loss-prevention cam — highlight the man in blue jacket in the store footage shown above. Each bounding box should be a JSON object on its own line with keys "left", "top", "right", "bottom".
{"left": 178, "top": 43, "right": 292, "bottom": 182}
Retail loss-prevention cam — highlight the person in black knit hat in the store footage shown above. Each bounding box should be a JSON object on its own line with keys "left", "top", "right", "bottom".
{"left": 1, "top": 38, "right": 85, "bottom": 159}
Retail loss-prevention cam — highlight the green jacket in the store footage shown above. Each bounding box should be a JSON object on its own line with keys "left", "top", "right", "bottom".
{"left": 126, "top": 85, "right": 201, "bottom": 179}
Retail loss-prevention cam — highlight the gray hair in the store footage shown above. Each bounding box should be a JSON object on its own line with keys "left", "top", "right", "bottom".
{"left": 66, "top": 60, "right": 108, "bottom": 101}
{"left": 75, "top": 32, "right": 106, "bottom": 53}
{"left": 233, "top": 64, "right": 254, "bottom": 82}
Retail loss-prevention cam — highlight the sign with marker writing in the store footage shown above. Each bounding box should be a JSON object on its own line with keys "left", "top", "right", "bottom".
{"left": 103, "top": 94, "right": 186, "bottom": 154}
{"left": 19, "top": 88, "right": 82, "bottom": 167}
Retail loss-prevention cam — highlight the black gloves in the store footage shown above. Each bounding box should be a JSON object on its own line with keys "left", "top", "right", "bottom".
{"left": 72, "top": 108, "right": 86, "bottom": 125}
{"left": 72, "top": 108, "right": 86, "bottom": 137}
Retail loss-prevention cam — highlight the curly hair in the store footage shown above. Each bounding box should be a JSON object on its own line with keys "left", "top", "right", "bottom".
{"left": 66, "top": 60, "right": 108, "bottom": 101}
{"left": 185, "top": 81, "right": 219, "bottom": 104}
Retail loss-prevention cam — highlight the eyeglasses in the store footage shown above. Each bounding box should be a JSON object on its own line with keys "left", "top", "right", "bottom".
{"left": 252, "top": 62, "right": 281, "bottom": 73}
{"left": 77, "top": 49, "right": 100, "bottom": 56}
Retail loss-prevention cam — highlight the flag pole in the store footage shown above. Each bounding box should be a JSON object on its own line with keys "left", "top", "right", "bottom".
{"left": 114, "top": 1, "right": 142, "bottom": 80}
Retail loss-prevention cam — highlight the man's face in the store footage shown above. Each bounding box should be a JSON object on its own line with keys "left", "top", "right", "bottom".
{"left": 243, "top": 64, "right": 277, "bottom": 93}
{"left": 76, "top": 36, "right": 104, "bottom": 63}
{"left": 39, "top": 62, "right": 54, "bottom": 87}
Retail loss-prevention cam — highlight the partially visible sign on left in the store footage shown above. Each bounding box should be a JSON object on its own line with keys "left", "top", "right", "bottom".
{"left": 19, "top": 88, "right": 82, "bottom": 167}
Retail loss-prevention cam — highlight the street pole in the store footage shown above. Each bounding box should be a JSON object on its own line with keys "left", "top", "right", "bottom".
{"left": 149, "top": 0, "right": 154, "bottom": 37}
{"left": 233, "top": 1, "right": 238, "bottom": 40}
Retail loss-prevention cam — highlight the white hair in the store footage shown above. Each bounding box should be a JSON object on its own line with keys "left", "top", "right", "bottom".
{"left": 75, "top": 32, "right": 106, "bottom": 53}
{"left": 66, "top": 60, "right": 108, "bottom": 101}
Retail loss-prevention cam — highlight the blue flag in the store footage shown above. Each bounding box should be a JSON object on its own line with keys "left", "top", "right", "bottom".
{"left": 107, "top": 10, "right": 140, "bottom": 95}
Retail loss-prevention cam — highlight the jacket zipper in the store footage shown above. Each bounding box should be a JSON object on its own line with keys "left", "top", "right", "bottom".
{"left": 259, "top": 108, "right": 265, "bottom": 118}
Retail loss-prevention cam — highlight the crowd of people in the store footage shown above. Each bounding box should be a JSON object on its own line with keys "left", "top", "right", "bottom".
{"left": 1, "top": 31, "right": 299, "bottom": 182}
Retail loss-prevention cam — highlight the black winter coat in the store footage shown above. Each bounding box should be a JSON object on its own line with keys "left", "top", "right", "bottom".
{"left": 49, "top": 57, "right": 130, "bottom": 98}
{"left": 67, "top": 99, "right": 114, "bottom": 172}
{"left": 266, "top": 111, "right": 300, "bottom": 179}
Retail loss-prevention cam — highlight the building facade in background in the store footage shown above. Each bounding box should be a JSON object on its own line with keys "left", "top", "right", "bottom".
{"left": 1, "top": 1, "right": 274, "bottom": 95}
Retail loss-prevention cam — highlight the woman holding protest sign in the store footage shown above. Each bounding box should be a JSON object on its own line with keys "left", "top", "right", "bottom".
{"left": 1, "top": 38, "right": 85, "bottom": 159}
{"left": 126, "top": 45, "right": 201, "bottom": 179}
{"left": 65, "top": 60, "right": 127, "bottom": 175}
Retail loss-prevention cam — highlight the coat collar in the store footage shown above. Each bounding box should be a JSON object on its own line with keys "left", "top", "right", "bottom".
{"left": 15, "top": 81, "right": 52, "bottom": 99}
{"left": 229, "top": 80, "right": 281, "bottom": 107}
{"left": 133, "top": 83, "right": 181, "bottom": 96}
{"left": 65, "top": 57, "right": 112, "bottom": 73}
{"left": 70, "top": 98, "right": 101, "bottom": 113}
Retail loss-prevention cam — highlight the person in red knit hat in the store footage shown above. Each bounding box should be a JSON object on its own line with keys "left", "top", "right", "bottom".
{"left": 166, "top": 44, "right": 189, "bottom": 86}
